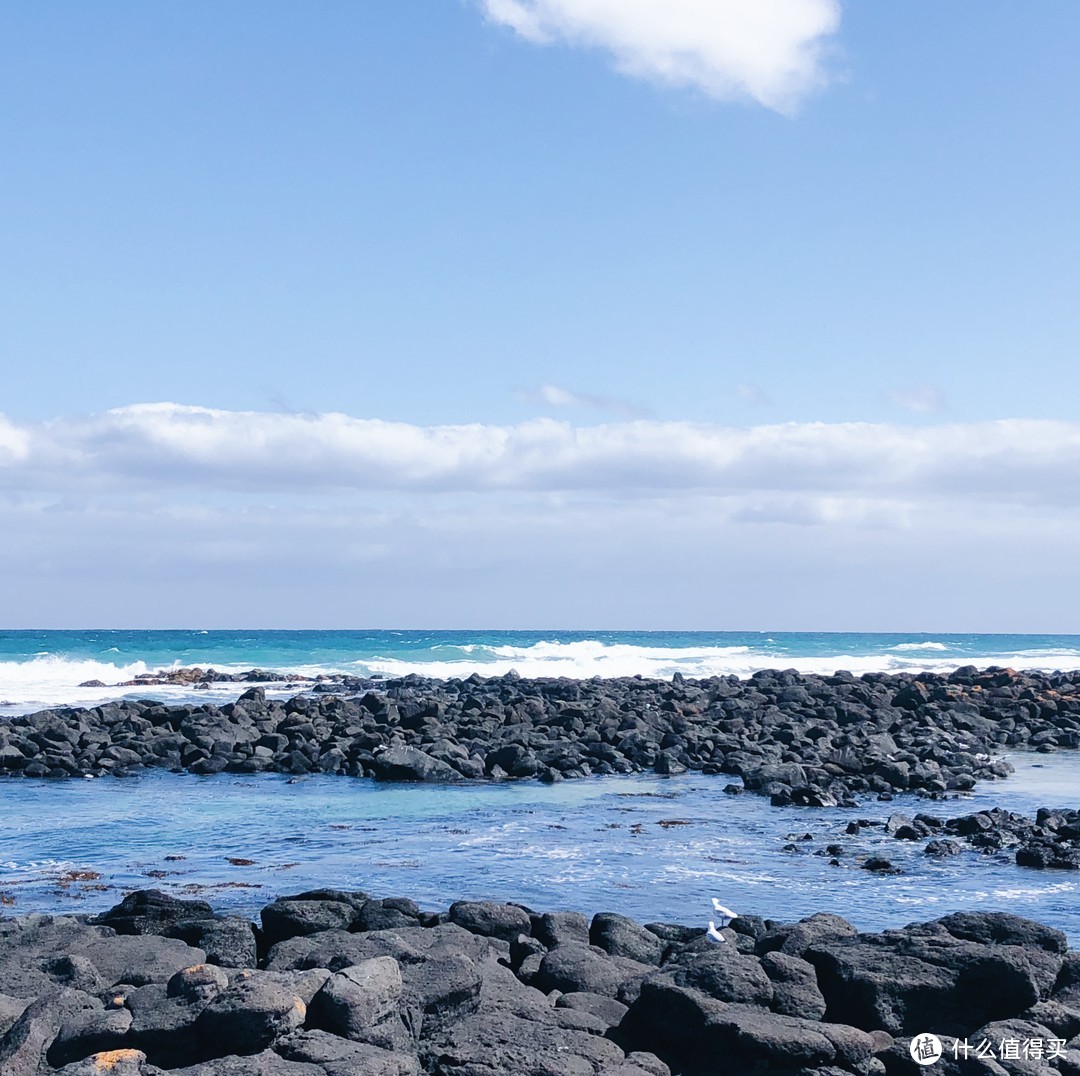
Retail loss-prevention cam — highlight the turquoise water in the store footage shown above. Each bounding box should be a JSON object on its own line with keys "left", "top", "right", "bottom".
{"left": 3, "top": 629, "right": 1080, "bottom": 713}
{"left": 4, "top": 629, "right": 1080, "bottom": 940}
{"left": 2, "top": 754, "right": 1079, "bottom": 940}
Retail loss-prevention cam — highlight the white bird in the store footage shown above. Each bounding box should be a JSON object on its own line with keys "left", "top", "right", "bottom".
{"left": 711, "top": 899, "right": 738, "bottom": 926}
{"left": 706, "top": 921, "right": 727, "bottom": 944}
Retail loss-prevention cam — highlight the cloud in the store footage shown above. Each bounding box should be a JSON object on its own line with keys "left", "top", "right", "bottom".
{"left": 889, "top": 385, "right": 946, "bottom": 414}
{"left": 3, "top": 404, "right": 1080, "bottom": 509}
{"left": 735, "top": 382, "right": 771, "bottom": 405}
{"left": 516, "top": 383, "right": 648, "bottom": 416}
{"left": 479, "top": 0, "right": 842, "bottom": 112}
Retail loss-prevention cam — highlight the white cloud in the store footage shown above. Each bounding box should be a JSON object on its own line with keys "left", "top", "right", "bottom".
{"left": 2, "top": 404, "right": 1080, "bottom": 509}
{"left": 516, "top": 383, "right": 647, "bottom": 416}
{"left": 480, "top": 0, "right": 842, "bottom": 112}
{"left": 735, "top": 382, "right": 771, "bottom": 405}
{"left": 889, "top": 385, "right": 946, "bottom": 413}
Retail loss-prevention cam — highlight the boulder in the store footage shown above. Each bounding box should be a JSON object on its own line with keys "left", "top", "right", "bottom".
{"left": 449, "top": 901, "right": 532, "bottom": 943}
{"left": 533, "top": 944, "right": 651, "bottom": 1000}
{"left": 55, "top": 1050, "right": 150, "bottom": 1075}
{"left": 532, "top": 912, "right": 591, "bottom": 949}
{"left": 421, "top": 1008, "right": 626, "bottom": 1076}
{"left": 590, "top": 914, "right": 665, "bottom": 966}
{"left": 277, "top": 1029, "right": 421, "bottom": 1075}
{"left": 92, "top": 891, "right": 216, "bottom": 937}
{"left": 261, "top": 899, "right": 359, "bottom": 947}
{"left": 193, "top": 974, "right": 306, "bottom": 1057}
{"left": 309, "top": 957, "right": 406, "bottom": 1047}
{"left": 760, "top": 950, "right": 828, "bottom": 1020}
{"left": 0, "top": 988, "right": 102, "bottom": 1076}
{"left": 661, "top": 947, "right": 774, "bottom": 1007}
{"left": 806, "top": 914, "right": 1067, "bottom": 1036}
{"left": 370, "top": 746, "right": 462, "bottom": 783}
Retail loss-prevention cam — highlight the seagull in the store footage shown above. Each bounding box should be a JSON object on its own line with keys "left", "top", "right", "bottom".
{"left": 706, "top": 921, "right": 727, "bottom": 944}
{"left": 711, "top": 898, "right": 738, "bottom": 926}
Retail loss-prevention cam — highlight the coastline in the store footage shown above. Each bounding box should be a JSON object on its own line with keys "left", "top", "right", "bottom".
{"left": 4, "top": 885, "right": 1079, "bottom": 1074}
{"left": 6, "top": 667, "right": 1080, "bottom": 1072}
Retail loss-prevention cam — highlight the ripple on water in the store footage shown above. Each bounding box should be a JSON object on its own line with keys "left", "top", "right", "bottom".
{"left": 1, "top": 757, "right": 1080, "bottom": 941}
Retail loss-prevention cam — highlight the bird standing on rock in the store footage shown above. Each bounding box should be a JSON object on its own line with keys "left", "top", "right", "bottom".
{"left": 707, "top": 899, "right": 738, "bottom": 944}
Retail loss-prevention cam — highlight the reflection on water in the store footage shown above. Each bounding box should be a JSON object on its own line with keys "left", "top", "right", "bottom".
{"left": 1, "top": 750, "right": 1078, "bottom": 941}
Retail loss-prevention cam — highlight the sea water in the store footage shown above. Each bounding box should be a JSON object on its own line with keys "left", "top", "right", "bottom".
{"left": 3, "top": 628, "right": 1080, "bottom": 713}
{"left": 1, "top": 753, "right": 1079, "bottom": 941}
{"left": 2, "top": 630, "right": 1080, "bottom": 940}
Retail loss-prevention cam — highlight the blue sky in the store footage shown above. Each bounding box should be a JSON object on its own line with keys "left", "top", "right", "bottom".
{"left": 2, "top": 1, "right": 1079, "bottom": 629}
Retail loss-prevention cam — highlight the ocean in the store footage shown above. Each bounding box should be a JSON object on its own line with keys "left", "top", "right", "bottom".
{"left": 4, "top": 629, "right": 1080, "bottom": 940}
{"left": 3, "top": 628, "right": 1080, "bottom": 714}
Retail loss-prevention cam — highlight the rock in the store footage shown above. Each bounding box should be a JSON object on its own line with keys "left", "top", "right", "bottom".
{"left": 590, "top": 914, "right": 665, "bottom": 966}
{"left": 356, "top": 899, "right": 424, "bottom": 933}
{"left": 55, "top": 1050, "right": 149, "bottom": 1075}
{"left": 448, "top": 901, "right": 532, "bottom": 943}
{"left": 161, "top": 1052, "right": 325, "bottom": 1075}
{"left": 370, "top": 746, "right": 463, "bottom": 783}
{"left": 47, "top": 1007, "right": 134, "bottom": 1067}
{"left": 166, "top": 964, "right": 230, "bottom": 1003}
{"left": 533, "top": 944, "right": 651, "bottom": 1000}
{"left": 261, "top": 899, "right": 359, "bottom": 947}
{"left": 660, "top": 947, "right": 774, "bottom": 1007}
{"left": 0, "top": 917, "right": 104, "bottom": 999}
{"left": 0, "top": 993, "right": 30, "bottom": 1037}
{"left": 277, "top": 1029, "right": 421, "bottom": 1075}
{"left": 532, "top": 912, "right": 591, "bottom": 950}
{"left": 170, "top": 917, "right": 258, "bottom": 968}
{"left": 760, "top": 950, "right": 827, "bottom": 1020}
{"left": 421, "top": 1008, "right": 626, "bottom": 1076}
{"left": 193, "top": 974, "right": 306, "bottom": 1057}
{"left": 76, "top": 934, "right": 207, "bottom": 989}
{"left": 93, "top": 891, "right": 216, "bottom": 936}
{"left": 400, "top": 952, "right": 485, "bottom": 1034}
{"left": 756, "top": 913, "right": 858, "bottom": 959}
{"left": 555, "top": 991, "right": 629, "bottom": 1028}
{"left": 806, "top": 913, "right": 1067, "bottom": 1036}
{"left": 0, "top": 988, "right": 102, "bottom": 1076}
{"left": 309, "top": 957, "right": 406, "bottom": 1046}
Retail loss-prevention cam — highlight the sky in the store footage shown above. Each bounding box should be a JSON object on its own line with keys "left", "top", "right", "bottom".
{"left": 1, "top": 1, "right": 1079, "bottom": 630}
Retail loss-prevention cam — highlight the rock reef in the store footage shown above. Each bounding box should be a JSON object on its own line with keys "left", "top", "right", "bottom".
{"left": 4, "top": 888, "right": 1080, "bottom": 1075}
{"left": 4, "top": 668, "right": 1079, "bottom": 809}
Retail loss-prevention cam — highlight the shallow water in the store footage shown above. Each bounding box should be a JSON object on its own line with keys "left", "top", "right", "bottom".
{"left": 2, "top": 751, "right": 1079, "bottom": 940}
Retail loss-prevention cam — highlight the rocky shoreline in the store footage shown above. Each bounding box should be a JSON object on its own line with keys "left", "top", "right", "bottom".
{"left": 4, "top": 886, "right": 1080, "bottom": 1075}
{"left": 3, "top": 667, "right": 1078, "bottom": 807}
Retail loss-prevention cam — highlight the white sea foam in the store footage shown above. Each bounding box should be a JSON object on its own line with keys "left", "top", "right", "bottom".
{"left": 4, "top": 639, "right": 1080, "bottom": 713}
{"left": 357, "top": 640, "right": 1080, "bottom": 683}
{"left": 0, "top": 655, "right": 266, "bottom": 714}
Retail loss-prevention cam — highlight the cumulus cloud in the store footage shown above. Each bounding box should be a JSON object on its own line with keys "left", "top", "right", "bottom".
{"left": 889, "top": 385, "right": 946, "bottom": 414}
{"left": 480, "top": 0, "right": 842, "bottom": 112}
{"left": 516, "top": 383, "right": 647, "bottom": 416}
{"left": 2, "top": 404, "right": 1080, "bottom": 508}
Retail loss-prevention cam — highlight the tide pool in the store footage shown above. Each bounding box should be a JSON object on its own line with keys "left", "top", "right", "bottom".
{"left": 3, "top": 752, "right": 1078, "bottom": 941}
